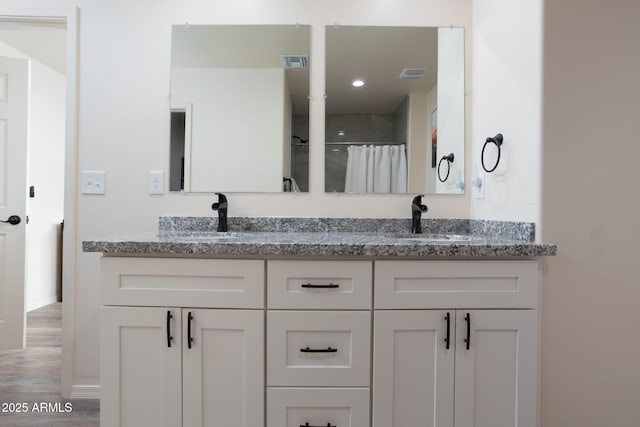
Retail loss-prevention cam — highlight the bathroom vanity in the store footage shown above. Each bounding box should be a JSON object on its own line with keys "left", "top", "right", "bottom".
{"left": 84, "top": 218, "right": 555, "bottom": 427}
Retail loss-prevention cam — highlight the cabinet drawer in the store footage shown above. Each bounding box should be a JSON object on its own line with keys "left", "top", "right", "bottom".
{"left": 267, "top": 311, "right": 371, "bottom": 386}
{"left": 101, "top": 257, "right": 264, "bottom": 308}
{"left": 375, "top": 260, "right": 538, "bottom": 309}
{"left": 267, "top": 387, "right": 369, "bottom": 427}
{"left": 267, "top": 260, "right": 372, "bottom": 309}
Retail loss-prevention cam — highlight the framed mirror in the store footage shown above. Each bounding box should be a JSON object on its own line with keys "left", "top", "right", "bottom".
{"left": 324, "top": 26, "right": 465, "bottom": 194}
{"left": 169, "top": 24, "right": 310, "bottom": 192}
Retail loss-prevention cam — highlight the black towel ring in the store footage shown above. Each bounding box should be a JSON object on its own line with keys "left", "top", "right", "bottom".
{"left": 437, "top": 153, "right": 455, "bottom": 183}
{"left": 481, "top": 133, "right": 503, "bottom": 173}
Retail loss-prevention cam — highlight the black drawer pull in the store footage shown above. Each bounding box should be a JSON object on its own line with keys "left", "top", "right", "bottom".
{"left": 300, "top": 423, "right": 335, "bottom": 427}
{"left": 444, "top": 312, "right": 451, "bottom": 350}
{"left": 300, "top": 346, "right": 337, "bottom": 353}
{"left": 301, "top": 283, "right": 340, "bottom": 289}
{"left": 187, "top": 312, "right": 194, "bottom": 349}
{"left": 166, "top": 311, "right": 173, "bottom": 348}
{"left": 464, "top": 312, "right": 471, "bottom": 350}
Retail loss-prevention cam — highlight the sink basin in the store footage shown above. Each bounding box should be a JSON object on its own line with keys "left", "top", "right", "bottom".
{"left": 206, "top": 233, "right": 246, "bottom": 239}
{"left": 159, "top": 232, "right": 254, "bottom": 241}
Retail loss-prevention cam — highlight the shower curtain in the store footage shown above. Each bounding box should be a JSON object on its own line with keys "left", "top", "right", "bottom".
{"left": 344, "top": 144, "right": 407, "bottom": 193}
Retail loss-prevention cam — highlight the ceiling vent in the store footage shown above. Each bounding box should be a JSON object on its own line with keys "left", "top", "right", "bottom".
{"left": 399, "top": 68, "right": 426, "bottom": 79}
{"left": 281, "top": 54, "right": 309, "bottom": 69}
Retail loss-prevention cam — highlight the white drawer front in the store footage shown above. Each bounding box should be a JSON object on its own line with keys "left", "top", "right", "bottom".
{"left": 267, "top": 311, "right": 371, "bottom": 386}
{"left": 267, "top": 260, "right": 372, "bottom": 309}
{"left": 267, "top": 388, "right": 369, "bottom": 427}
{"left": 375, "top": 260, "right": 538, "bottom": 309}
{"left": 101, "top": 257, "right": 264, "bottom": 308}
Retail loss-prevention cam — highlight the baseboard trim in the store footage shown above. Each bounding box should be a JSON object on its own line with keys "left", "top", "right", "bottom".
{"left": 26, "top": 296, "right": 59, "bottom": 313}
{"left": 69, "top": 385, "right": 100, "bottom": 399}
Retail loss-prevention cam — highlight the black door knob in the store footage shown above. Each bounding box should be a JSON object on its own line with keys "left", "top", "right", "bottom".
{"left": 1, "top": 215, "right": 21, "bottom": 225}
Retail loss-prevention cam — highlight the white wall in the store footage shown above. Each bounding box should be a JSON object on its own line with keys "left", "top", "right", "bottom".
{"left": 407, "top": 91, "right": 428, "bottom": 194}
{"left": 541, "top": 0, "right": 640, "bottom": 425}
{"left": 470, "top": 0, "right": 542, "bottom": 226}
{"left": 0, "top": 40, "right": 66, "bottom": 312}
{"left": 171, "top": 67, "right": 285, "bottom": 192}
{"left": 283, "top": 77, "right": 292, "bottom": 180}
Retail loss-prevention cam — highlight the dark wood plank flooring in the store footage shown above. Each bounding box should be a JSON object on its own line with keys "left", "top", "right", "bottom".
{"left": 0, "top": 303, "right": 99, "bottom": 426}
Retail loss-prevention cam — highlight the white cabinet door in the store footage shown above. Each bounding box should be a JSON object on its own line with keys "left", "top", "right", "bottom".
{"left": 454, "top": 310, "right": 538, "bottom": 427}
{"left": 182, "top": 309, "right": 264, "bottom": 427}
{"left": 100, "top": 307, "right": 182, "bottom": 427}
{"left": 373, "top": 310, "right": 455, "bottom": 427}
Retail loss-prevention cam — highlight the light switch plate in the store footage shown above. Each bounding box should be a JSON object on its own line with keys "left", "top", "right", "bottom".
{"left": 149, "top": 171, "right": 165, "bottom": 194}
{"left": 81, "top": 171, "right": 105, "bottom": 194}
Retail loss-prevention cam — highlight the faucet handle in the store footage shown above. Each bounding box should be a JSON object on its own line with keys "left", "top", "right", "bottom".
{"left": 212, "top": 192, "right": 228, "bottom": 210}
{"left": 412, "top": 195, "right": 428, "bottom": 212}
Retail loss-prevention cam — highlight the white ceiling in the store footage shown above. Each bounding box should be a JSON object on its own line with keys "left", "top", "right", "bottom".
{"left": 172, "top": 25, "right": 440, "bottom": 116}
{"left": 325, "top": 26, "right": 438, "bottom": 115}
{"left": 0, "top": 20, "right": 66, "bottom": 75}
{"left": 172, "top": 25, "right": 310, "bottom": 113}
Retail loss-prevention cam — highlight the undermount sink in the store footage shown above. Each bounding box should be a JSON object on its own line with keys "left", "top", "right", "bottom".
{"left": 203, "top": 232, "right": 260, "bottom": 240}
{"left": 160, "top": 232, "right": 253, "bottom": 241}
{"left": 208, "top": 233, "right": 245, "bottom": 239}
{"left": 388, "top": 233, "right": 482, "bottom": 243}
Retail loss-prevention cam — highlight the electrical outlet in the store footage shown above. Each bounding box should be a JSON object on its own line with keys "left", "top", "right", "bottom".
{"left": 472, "top": 173, "right": 485, "bottom": 199}
{"left": 149, "top": 171, "right": 165, "bottom": 194}
{"left": 81, "top": 171, "right": 105, "bottom": 194}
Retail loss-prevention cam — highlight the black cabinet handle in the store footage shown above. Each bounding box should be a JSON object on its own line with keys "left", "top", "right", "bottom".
{"left": 187, "top": 312, "right": 194, "bottom": 349}
{"left": 166, "top": 311, "right": 173, "bottom": 348}
{"left": 0, "top": 215, "right": 21, "bottom": 225}
{"left": 300, "top": 423, "right": 335, "bottom": 427}
{"left": 300, "top": 346, "right": 337, "bottom": 353}
{"left": 444, "top": 312, "right": 451, "bottom": 350}
{"left": 301, "top": 283, "right": 340, "bottom": 289}
{"left": 464, "top": 313, "right": 471, "bottom": 350}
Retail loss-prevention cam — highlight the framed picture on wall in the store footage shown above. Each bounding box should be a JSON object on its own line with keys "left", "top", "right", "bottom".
{"left": 431, "top": 109, "right": 437, "bottom": 168}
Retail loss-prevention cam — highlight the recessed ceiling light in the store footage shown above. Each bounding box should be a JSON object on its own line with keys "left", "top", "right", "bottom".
{"left": 338, "top": 130, "right": 345, "bottom": 136}
{"left": 352, "top": 79, "right": 365, "bottom": 87}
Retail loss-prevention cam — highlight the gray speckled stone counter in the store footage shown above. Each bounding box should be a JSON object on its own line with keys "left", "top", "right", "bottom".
{"left": 82, "top": 217, "right": 556, "bottom": 258}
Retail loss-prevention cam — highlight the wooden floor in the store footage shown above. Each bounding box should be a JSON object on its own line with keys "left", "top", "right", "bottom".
{"left": 0, "top": 303, "right": 100, "bottom": 426}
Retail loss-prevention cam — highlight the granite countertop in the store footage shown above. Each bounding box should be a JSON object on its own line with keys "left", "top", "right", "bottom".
{"left": 82, "top": 217, "right": 557, "bottom": 258}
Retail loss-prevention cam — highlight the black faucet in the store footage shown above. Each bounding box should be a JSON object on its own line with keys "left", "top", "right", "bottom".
{"left": 411, "top": 195, "right": 428, "bottom": 234}
{"left": 211, "top": 193, "right": 228, "bottom": 232}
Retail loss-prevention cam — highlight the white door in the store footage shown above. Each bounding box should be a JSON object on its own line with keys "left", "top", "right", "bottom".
{"left": 454, "top": 310, "right": 538, "bottom": 427}
{"left": 373, "top": 310, "right": 455, "bottom": 427}
{"left": 182, "top": 309, "right": 264, "bottom": 427}
{"left": 100, "top": 306, "right": 182, "bottom": 427}
{"left": 0, "top": 57, "right": 28, "bottom": 351}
